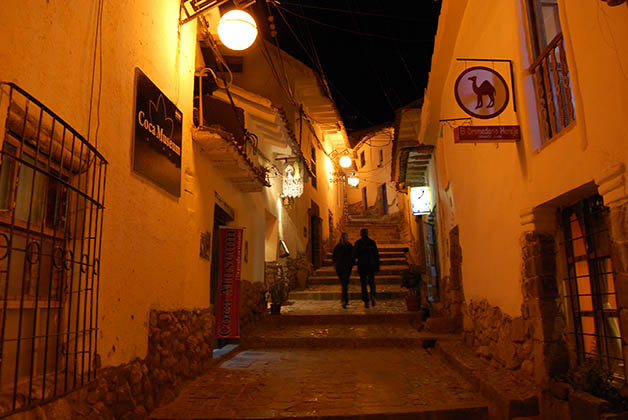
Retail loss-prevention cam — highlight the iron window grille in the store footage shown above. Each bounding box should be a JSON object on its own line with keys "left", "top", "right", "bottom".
{"left": 526, "top": 0, "right": 576, "bottom": 145}
{"left": 0, "top": 83, "right": 107, "bottom": 415}
{"left": 560, "top": 195, "right": 622, "bottom": 378}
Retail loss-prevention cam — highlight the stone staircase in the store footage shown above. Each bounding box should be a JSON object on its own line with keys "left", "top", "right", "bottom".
{"left": 290, "top": 219, "right": 410, "bottom": 303}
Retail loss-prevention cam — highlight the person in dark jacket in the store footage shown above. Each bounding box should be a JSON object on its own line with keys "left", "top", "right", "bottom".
{"left": 332, "top": 232, "right": 355, "bottom": 308}
{"left": 354, "top": 228, "right": 380, "bottom": 308}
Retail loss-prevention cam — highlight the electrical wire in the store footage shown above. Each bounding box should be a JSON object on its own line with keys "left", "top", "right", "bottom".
{"left": 375, "top": 0, "right": 421, "bottom": 99}
{"left": 345, "top": 0, "right": 396, "bottom": 113}
{"left": 87, "top": 0, "right": 104, "bottom": 148}
{"left": 273, "top": 3, "right": 435, "bottom": 44}
{"left": 278, "top": 1, "right": 428, "bottom": 22}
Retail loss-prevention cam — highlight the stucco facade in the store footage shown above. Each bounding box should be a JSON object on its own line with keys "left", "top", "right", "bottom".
{"left": 420, "top": 0, "right": 628, "bottom": 390}
{"left": 0, "top": 2, "right": 347, "bottom": 416}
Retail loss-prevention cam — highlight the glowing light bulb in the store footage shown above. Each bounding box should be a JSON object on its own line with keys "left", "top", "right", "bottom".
{"left": 217, "top": 10, "right": 258, "bottom": 51}
{"left": 339, "top": 155, "right": 352, "bottom": 168}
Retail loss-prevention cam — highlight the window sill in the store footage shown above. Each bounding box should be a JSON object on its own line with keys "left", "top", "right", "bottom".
{"left": 533, "top": 120, "right": 577, "bottom": 154}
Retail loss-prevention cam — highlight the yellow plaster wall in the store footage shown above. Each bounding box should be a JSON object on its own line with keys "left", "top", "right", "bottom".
{"left": 429, "top": 0, "right": 628, "bottom": 316}
{"left": 0, "top": 0, "right": 274, "bottom": 367}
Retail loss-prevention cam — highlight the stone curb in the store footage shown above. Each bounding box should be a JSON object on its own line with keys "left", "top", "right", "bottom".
{"left": 435, "top": 340, "right": 539, "bottom": 419}
{"left": 255, "top": 312, "right": 422, "bottom": 325}
{"left": 239, "top": 336, "right": 436, "bottom": 348}
{"left": 152, "top": 406, "right": 489, "bottom": 420}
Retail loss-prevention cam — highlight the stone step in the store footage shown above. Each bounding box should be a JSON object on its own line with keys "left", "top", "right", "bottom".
{"left": 310, "top": 265, "right": 410, "bottom": 277}
{"left": 323, "top": 251, "right": 406, "bottom": 259}
{"left": 322, "top": 257, "right": 407, "bottom": 267}
{"left": 240, "top": 335, "right": 430, "bottom": 348}
{"left": 435, "top": 340, "right": 539, "bottom": 419}
{"left": 307, "top": 274, "right": 402, "bottom": 285}
{"left": 290, "top": 284, "right": 406, "bottom": 301}
{"left": 255, "top": 312, "right": 422, "bottom": 326}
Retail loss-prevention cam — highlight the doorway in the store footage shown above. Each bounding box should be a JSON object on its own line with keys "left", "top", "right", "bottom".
{"left": 381, "top": 183, "right": 388, "bottom": 215}
{"left": 362, "top": 187, "right": 368, "bottom": 211}
{"left": 310, "top": 201, "right": 323, "bottom": 269}
{"left": 423, "top": 216, "right": 440, "bottom": 302}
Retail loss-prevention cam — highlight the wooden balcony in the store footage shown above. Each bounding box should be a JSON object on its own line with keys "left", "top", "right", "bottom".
{"left": 192, "top": 95, "right": 270, "bottom": 193}
{"left": 529, "top": 32, "right": 575, "bottom": 144}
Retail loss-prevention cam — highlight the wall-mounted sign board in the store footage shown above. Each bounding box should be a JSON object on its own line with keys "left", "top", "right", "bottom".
{"left": 454, "top": 66, "right": 509, "bottom": 120}
{"left": 410, "top": 186, "right": 431, "bottom": 215}
{"left": 132, "top": 68, "right": 182, "bottom": 196}
{"left": 454, "top": 125, "right": 520, "bottom": 143}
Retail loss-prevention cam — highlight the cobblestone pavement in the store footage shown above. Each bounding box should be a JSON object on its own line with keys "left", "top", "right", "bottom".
{"left": 150, "top": 348, "right": 488, "bottom": 419}
{"left": 280, "top": 298, "right": 410, "bottom": 315}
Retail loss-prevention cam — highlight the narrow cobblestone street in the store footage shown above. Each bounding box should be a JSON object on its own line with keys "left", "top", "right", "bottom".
{"left": 150, "top": 299, "right": 490, "bottom": 420}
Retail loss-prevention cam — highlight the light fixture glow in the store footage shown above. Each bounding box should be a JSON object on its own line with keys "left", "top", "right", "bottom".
{"left": 217, "top": 10, "right": 258, "bottom": 51}
{"left": 347, "top": 175, "right": 360, "bottom": 188}
{"left": 338, "top": 155, "right": 352, "bottom": 168}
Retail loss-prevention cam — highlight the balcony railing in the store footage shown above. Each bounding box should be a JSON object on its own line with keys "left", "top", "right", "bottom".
{"left": 529, "top": 32, "right": 575, "bottom": 144}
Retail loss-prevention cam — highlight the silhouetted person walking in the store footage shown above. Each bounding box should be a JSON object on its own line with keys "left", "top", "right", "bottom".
{"left": 354, "top": 228, "right": 380, "bottom": 308}
{"left": 333, "top": 232, "right": 355, "bottom": 309}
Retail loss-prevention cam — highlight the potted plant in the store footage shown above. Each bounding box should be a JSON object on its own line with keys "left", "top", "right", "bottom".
{"left": 266, "top": 273, "right": 289, "bottom": 315}
{"left": 401, "top": 265, "right": 422, "bottom": 312}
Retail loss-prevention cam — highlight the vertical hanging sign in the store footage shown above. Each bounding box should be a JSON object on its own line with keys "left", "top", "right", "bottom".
{"left": 214, "top": 227, "right": 244, "bottom": 339}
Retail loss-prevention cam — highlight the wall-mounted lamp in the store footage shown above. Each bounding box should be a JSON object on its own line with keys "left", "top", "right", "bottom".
{"left": 181, "top": 0, "right": 258, "bottom": 51}
{"left": 338, "top": 155, "right": 352, "bottom": 168}
{"left": 217, "top": 9, "right": 258, "bottom": 50}
{"left": 347, "top": 174, "right": 360, "bottom": 188}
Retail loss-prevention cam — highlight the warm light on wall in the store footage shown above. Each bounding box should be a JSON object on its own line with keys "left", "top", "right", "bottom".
{"left": 339, "top": 155, "right": 352, "bottom": 168}
{"left": 217, "top": 9, "right": 258, "bottom": 51}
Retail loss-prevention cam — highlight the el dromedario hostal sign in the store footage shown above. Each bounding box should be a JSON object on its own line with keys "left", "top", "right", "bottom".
{"left": 132, "top": 68, "right": 182, "bottom": 196}
{"left": 453, "top": 65, "right": 520, "bottom": 142}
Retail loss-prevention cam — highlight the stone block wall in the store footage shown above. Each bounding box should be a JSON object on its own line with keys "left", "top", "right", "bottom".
{"left": 463, "top": 299, "right": 535, "bottom": 377}
{"left": 520, "top": 232, "right": 569, "bottom": 385}
{"left": 461, "top": 232, "right": 570, "bottom": 385}
{"left": 240, "top": 280, "right": 268, "bottom": 325}
{"left": 11, "top": 308, "right": 215, "bottom": 420}
{"left": 433, "top": 226, "right": 465, "bottom": 320}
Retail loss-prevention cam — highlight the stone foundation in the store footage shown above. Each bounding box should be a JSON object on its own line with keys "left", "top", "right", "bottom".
{"left": 240, "top": 280, "right": 267, "bottom": 326}
{"left": 463, "top": 299, "right": 535, "bottom": 377}
{"left": 10, "top": 308, "right": 215, "bottom": 420}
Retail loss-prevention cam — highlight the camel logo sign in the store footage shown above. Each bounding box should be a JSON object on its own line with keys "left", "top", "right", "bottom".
{"left": 454, "top": 66, "right": 509, "bottom": 119}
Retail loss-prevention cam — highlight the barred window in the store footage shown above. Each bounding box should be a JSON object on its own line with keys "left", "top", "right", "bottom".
{"left": 0, "top": 83, "right": 107, "bottom": 415}
{"left": 526, "top": 0, "right": 576, "bottom": 145}
{"left": 561, "top": 195, "right": 623, "bottom": 378}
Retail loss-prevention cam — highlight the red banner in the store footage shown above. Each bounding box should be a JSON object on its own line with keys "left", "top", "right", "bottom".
{"left": 214, "top": 227, "right": 243, "bottom": 339}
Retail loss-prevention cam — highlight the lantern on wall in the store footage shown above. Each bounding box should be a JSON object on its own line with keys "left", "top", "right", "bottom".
{"left": 217, "top": 9, "right": 258, "bottom": 50}
{"left": 347, "top": 174, "right": 360, "bottom": 188}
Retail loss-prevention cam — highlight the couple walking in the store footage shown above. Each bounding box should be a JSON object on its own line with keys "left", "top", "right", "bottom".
{"left": 332, "top": 228, "right": 380, "bottom": 309}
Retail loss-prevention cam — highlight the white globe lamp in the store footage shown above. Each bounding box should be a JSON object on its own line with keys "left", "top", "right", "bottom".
{"left": 338, "top": 155, "right": 352, "bottom": 168}
{"left": 217, "top": 10, "right": 258, "bottom": 51}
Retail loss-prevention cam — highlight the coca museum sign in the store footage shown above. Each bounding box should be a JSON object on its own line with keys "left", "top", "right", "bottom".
{"left": 133, "top": 68, "right": 183, "bottom": 196}
{"left": 215, "top": 227, "right": 244, "bottom": 339}
{"left": 453, "top": 65, "right": 520, "bottom": 142}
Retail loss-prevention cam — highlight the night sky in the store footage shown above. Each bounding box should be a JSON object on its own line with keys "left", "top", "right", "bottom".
{"left": 252, "top": 0, "right": 442, "bottom": 133}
